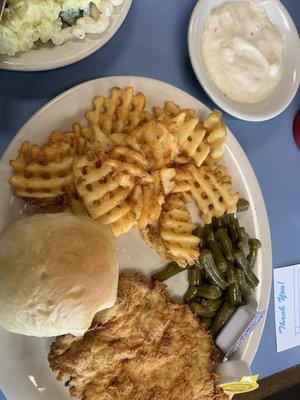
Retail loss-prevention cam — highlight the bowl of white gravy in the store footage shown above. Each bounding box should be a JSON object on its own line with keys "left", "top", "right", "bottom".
{"left": 188, "top": 0, "right": 300, "bottom": 121}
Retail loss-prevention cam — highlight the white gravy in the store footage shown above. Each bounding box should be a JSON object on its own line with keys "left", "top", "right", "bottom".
{"left": 202, "top": 1, "right": 283, "bottom": 103}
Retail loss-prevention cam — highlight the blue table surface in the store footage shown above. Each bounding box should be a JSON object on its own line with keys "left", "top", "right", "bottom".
{"left": 0, "top": 0, "right": 299, "bottom": 389}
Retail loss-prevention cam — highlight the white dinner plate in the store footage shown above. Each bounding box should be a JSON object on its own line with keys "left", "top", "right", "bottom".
{"left": 0, "top": 76, "right": 272, "bottom": 399}
{"left": 0, "top": 0, "right": 132, "bottom": 71}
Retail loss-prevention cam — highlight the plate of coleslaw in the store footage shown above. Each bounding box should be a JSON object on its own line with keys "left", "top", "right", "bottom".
{"left": 0, "top": 0, "right": 132, "bottom": 71}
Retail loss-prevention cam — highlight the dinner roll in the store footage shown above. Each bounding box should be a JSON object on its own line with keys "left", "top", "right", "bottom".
{"left": 0, "top": 214, "right": 118, "bottom": 337}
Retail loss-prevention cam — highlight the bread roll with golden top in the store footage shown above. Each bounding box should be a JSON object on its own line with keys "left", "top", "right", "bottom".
{"left": 0, "top": 214, "right": 118, "bottom": 337}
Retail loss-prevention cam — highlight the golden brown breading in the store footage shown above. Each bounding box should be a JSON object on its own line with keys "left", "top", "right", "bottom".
{"left": 49, "top": 274, "right": 228, "bottom": 400}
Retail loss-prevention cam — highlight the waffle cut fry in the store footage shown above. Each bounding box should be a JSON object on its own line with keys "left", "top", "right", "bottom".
{"left": 153, "top": 101, "right": 195, "bottom": 123}
{"left": 211, "top": 163, "right": 232, "bottom": 188}
{"left": 102, "top": 145, "right": 153, "bottom": 185}
{"left": 171, "top": 167, "right": 193, "bottom": 203}
{"left": 188, "top": 164, "right": 239, "bottom": 224}
{"left": 72, "top": 124, "right": 104, "bottom": 156}
{"left": 203, "top": 110, "right": 227, "bottom": 159}
{"left": 170, "top": 113, "right": 210, "bottom": 167}
{"left": 141, "top": 224, "right": 170, "bottom": 260}
{"left": 73, "top": 153, "right": 134, "bottom": 227}
{"left": 160, "top": 168, "right": 176, "bottom": 195}
{"left": 137, "top": 171, "right": 165, "bottom": 229}
{"left": 132, "top": 119, "right": 179, "bottom": 169}
{"left": 160, "top": 166, "right": 192, "bottom": 202}
{"left": 74, "top": 122, "right": 142, "bottom": 158}
{"left": 8, "top": 87, "right": 238, "bottom": 253}
{"left": 48, "top": 128, "right": 75, "bottom": 146}
{"left": 160, "top": 194, "right": 200, "bottom": 267}
{"left": 85, "top": 87, "right": 150, "bottom": 134}
{"left": 98, "top": 202, "right": 136, "bottom": 236}
{"left": 9, "top": 140, "right": 75, "bottom": 207}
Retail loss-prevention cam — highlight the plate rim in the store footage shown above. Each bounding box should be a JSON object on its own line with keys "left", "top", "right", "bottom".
{"left": 0, "top": 75, "right": 272, "bottom": 368}
{"left": 187, "top": 0, "right": 300, "bottom": 122}
{"left": 0, "top": 0, "right": 132, "bottom": 72}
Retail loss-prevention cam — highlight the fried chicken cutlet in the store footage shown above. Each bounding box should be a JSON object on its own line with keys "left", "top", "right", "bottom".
{"left": 49, "top": 274, "right": 228, "bottom": 400}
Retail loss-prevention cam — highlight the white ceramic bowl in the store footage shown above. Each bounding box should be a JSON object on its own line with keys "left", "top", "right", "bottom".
{"left": 188, "top": 0, "right": 300, "bottom": 121}
{"left": 0, "top": 0, "right": 131, "bottom": 71}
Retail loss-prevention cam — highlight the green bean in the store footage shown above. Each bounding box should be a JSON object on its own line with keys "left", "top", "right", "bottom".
{"left": 227, "top": 284, "right": 241, "bottom": 306}
{"left": 224, "top": 290, "right": 230, "bottom": 303}
{"left": 247, "top": 239, "right": 262, "bottom": 269}
{"left": 233, "top": 249, "right": 248, "bottom": 269}
{"left": 238, "top": 241, "right": 250, "bottom": 257}
{"left": 215, "top": 228, "right": 234, "bottom": 261}
{"left": 190, "top": 301, "right": 216, "bottom": 318}
{"left": 197, "top": 284, "right": 223, "bottom": 299}
{"left": 210, "top": 302, "right": 236, "bottom": 336}
{"left": 200, "top": 298, "right": 223, "bottom": 312}
{"left": 236, "top": 269, "right": 252, "bottom": 295}
{"left": 188, "top": 268, "right": 202, "bottom": 286}
{"left": 226, "top": 260, "right": 238, "bottom": 285}
{"left": 236, "top": 198, "right": 250, "bottom": 212}
{"left": 192, "top": 258, "right": 203, "bottom": 270}
{"left": 247, "top": 269, "right": 259, "bottom": 287}
{"left": 198, "top": 250, "right": 228, "bottom": 290}
{"left": 184, "top": 285, "right": 198, "bottom": 302}
{"left": 204, "top": 224, "right": 215, "bottom": 243}
{"left": 212, "top": 216, "right": 223, "bottom": 230}
{"left": 193, "top": 225, "right": 205, "bottom": 240}
{"left": 228, "top": 221, "right": 239, "bottom": 246}
{"left": 200, "top": 317, "right": 212, "bottom": 327}
{"left": 152, "top": 262, "right": 184, "bottom": 282}
{"left": 237, "top": 227, "right": 249, "bottom": 243}
{"left": 213, "top": 214, "right": 235, "bottom": 229}
{"left": 232, "top": 217, "right": 239, "bottom": 228}
{"left": 208, "top": 240, "right": 227, "bottom": 274}
{"left": 237, "top": 227, "right": 250, "bottom": 256}
{"left": 234, "top": 250, "right": 259, "bottom": 287}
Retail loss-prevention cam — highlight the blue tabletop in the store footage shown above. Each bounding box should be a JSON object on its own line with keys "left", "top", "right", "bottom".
{"left": 0, "top": 0, "right": 299, "bottom": 384}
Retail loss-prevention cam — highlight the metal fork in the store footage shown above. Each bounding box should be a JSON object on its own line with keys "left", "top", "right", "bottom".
{"left": 0, "top": 0, "right": 7, "bottom": 21}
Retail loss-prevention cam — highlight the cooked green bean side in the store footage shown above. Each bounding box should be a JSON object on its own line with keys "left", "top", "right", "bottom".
{"left": 233, "top": 250, "right": 259, "bottom": 287}
{"left": 200, "top": 298, "right": 223, "bottom": 312}
{"left": 210, "top": 303, "right": 236, "bottom": 336}
{"left": 213, "top": 214, "right": 235, "bottom": 228}
{"left": 237, "top": 227, "right": 250, "bottom": 256}
{"left": 204, "top": 224, "right": 215, "bottom": 243}
{"left": 226, "top": 260, "right": 238, "bottom": 285}
{"left": 159, "top": 199, "right": 261, "bottom": 340}
{"left": 215, "top": 228, "right": 234, "bottom": 261}
{"left": 184, "top": 285, "right": 198, "bottom": 302}
{"left": 197, "top": 284, "right": 223, "bottom": 299}
{"left": 198, "top": 250, "right": 228, "bottom": 290}
{"left": 188, "top": 268, "right": 201, "bottom": 285}
{"left": 227, "top": 284, "right": 241, "bottom": 306}
{"left": 193, "top": 225, "right": 205, "bottom": 239}
{"left": 208, "top": 240, "right": 227, "bottom": 274}
{"left": 237, "top": 227, "right": 249, "bottom": 244}
{"left": 212, "top": 216, "right": 223, "bottom": 230}
{"left": 236, "top": 269, "right": 252, "bottom": 295}
{"left": 227, "top": 221, "right": 239, "bottom": 246}
{"left": 190, "top": 301, "right": 216, "bottom": 318}
{"left": 200, "top": 317, "right": 212, "bottom": 327}
{"left": 236, "top": 198, "right": 250, "bottom": 212}
{"left": 151, "top": 262, "right": 185, "bottom": 282}
{"left": 247, "top": 239, "right": 262, "bottom": 269}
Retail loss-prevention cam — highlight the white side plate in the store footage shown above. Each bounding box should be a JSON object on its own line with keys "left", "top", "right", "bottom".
{"left": 0, "top": 0, "right": 132, "bottom": 71}
{"left": 188, "top": 0, "right": 300, "bottom": 121}
{"left": 0, "top": 76, "right": 272, "bottom": 399}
